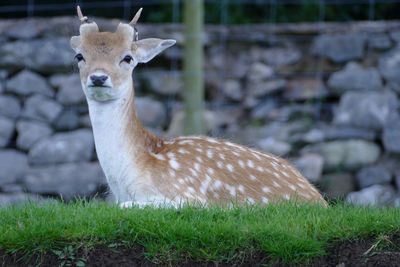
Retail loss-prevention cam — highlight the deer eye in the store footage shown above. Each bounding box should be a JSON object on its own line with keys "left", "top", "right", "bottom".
{"left": 74, "top": 53, "right": 85, "bottom": 62}
{"left": 122, "top": 55, "right": 133, "bottom": 64}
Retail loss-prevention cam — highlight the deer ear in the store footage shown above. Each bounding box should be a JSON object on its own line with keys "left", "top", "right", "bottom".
{"left": 132, "top": 38, "right": 176, "bottom": 63}
{"left": 70, "top": 36, "right": 81, "bottom": 50}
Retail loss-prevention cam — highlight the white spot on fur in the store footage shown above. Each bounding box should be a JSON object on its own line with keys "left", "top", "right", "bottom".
{"left": 262, "top": 186, "right": 272, "bottom": 193}
{"left": 196, "top": 156, "right": 203, "bottom": 163}
{"left": 178, "top": 148, "right": 188, "bottom": 154}
{"left": 152, "top": 153, "right": 166, "bottom": 161}
{"left": 169, "top": 159, "right": 180, "bottom": 170}
{"left": 217, "top": 161, "right": 224, "bottom": 169}
{"left": 213, "top": 180, "right": 222, "bottom": 190}
{"left": 226, "top": 164, "right": 234, "bottom": 172}
{"left": 247, "top": 160, "right": 255, "bottom": 168}
{"left": 256, "top": 166, "right": 263, "bottom": 172}
{"left": 178, "top": 178, "right": 185, "bottom": 184}
{"left": 246, "top": 197, "right": 255, "bottom": 204}
{"left": 250, "top": 175, "right": 257, "bottom": 181}
{"left": 232, "top": 151, "right": 240, "bottom": 157}
{"left": 272, "top": 181, "right": 281, "bottom": 188}
{"left": 261, "top": 197, "right": 269, "bottom": 204}
{"left": 207, "top": 168, "right": 215, "bottom": 175}
{"left": 283, "top": 194, "right": 290, "bottom": 200}
{"left": 225, "top": 184, "right": 236, "bottom": 196}
{"left": 195, "top": 148, "right": 203, "bottom": 153}
{"left": 219, "top": 154, "right": 226, "bottom": 160}
{"left": 194, "top": 162, "right": 201, "bottom": 172}
{"left": 189, "top": 168, "right": 198, "bottom": 177}
{"left": 207, "top": 149, "right": 214, "bottom": 159}
{"left": 238, "top": 185, "right": 245, "bottom": 193}
{"left": 178, "top": 140, "right": 193, "bottom": 145}
{"left": 238, "top": 160, "right": 245, "bottom": 168}
{"left": 253, "top": 153, "right": 261, "bottom": 160}
{"left": 200, "top": 174, "right": 212, "bottom": 194}
{"left": 167, "top": 152, "right": 176, "bottom": 159}
{"left": 289, "top": 184, "right": 297, "bottom": 191}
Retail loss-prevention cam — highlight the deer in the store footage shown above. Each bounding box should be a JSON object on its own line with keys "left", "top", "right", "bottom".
{"left": 71, "top": 6, "right": 327, "bottom": 208}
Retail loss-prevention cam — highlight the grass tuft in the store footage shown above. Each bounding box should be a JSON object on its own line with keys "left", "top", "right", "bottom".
{"left": 0, "top": 201, "right": 399, "bottom": 264}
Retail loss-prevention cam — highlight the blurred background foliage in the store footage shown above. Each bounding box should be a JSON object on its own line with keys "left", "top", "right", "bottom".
{"left": 1, "top": 0, "right": 400, "bottom": 23}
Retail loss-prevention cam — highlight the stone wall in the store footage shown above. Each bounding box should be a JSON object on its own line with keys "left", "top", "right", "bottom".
{"left": 1, "top": 17, "right": 400, "bottom": 207}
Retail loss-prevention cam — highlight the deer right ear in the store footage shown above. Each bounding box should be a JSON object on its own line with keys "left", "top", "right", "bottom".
{"left": 132, "top": 38, "right": 176, "bottom": 64}
{"left": 70, "top": 36, "right": 81, "bottom": 50}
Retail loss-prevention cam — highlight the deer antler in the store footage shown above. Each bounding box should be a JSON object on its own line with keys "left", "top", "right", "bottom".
{"left": 77, "top": 6, "right": 88, "bottom": 24}
{"left": 129, "top": 8, "right": 143, "bottom": 26}
{"left": 129, "top": 8, "right": 143, "bottom": 41}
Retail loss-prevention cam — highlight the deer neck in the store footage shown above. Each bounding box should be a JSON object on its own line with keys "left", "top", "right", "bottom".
{"left": 86, "top": 80, "right": 161, "bottom": 202}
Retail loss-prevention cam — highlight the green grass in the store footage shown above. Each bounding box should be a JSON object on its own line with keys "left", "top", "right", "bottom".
{"left": 0, "top": 201, "right": 399, "bottom": 264}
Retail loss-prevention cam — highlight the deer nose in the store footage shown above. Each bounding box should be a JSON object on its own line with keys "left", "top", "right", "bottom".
{"left": 90, "top": 75, "right": 108, "bottom": 86}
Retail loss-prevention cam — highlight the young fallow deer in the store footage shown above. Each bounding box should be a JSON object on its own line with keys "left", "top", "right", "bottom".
{"left": 71, "top": 7, "right": 327, "bottom": 208}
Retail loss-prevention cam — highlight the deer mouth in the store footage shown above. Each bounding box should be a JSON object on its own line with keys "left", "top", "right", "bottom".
{"left": 87, "top": 86, "right": 118, "bottom": 102}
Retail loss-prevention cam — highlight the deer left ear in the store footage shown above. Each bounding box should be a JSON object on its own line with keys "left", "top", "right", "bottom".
{"left": 132, "top": 38, "right": 176, "bottom": 63}
{"left": 70, "top": 36, "right": 81, "bottom": 50}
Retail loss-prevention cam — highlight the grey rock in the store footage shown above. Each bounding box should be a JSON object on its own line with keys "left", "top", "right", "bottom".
{"left": 262, "top": 47, "right": 301, "bottom": 67}
{"left": 167, "top": 110, "right": 217, "bottom": 137}
{"left": 328, "top": 62, "right": 383, "bottom": 94}
{"left": 323, "top": 125, "right": 377, "bottom": 141}
{"left": 0, "top": 70, "right": 7, "bottom": 80}
{"left": 334, "top": 91, "right": 398, "bottom": 130}
{"left": 23, "top": 162, "right": 106, "bottom": 201}
{"left": 346, "top": 184, "right": 396, "bottom": 206}
{"left": 356, "top": 165, "right": 392, "bottom": 189}
{"left": 0, "top": 95, "right": 21, "bottom": 119}
{"left": 247, "top": 62, "right": 274, "bottom": 82}
{"left": 53, "top": 109, "right": 81, "bottom": 131}
{"left": 0, "top": 150, "right": 29, "bottom": 186}
{"left": 304, "top": 140, "right": 381, "bottom": 171}
{"left": 379, "top": 46, "right": 400, "bottom": 91}
{"left": 0, "top": 193, "right": 43, "bottom": 207}
{"left": 0, "top": 116, "right": 14, "bottom": 147}
{"left": 79, "top": 114, "right": 92, "bottom": 128}
{"left": 222, "top": 79, "right": 243, "bottom": 101}
{"left": 21, "top": 94, "right": 63, "bottom": 123}
{"left": 4, "top": 19, "right": 43, "bottom": 39}
{"left": 16, "top": 120, "right": 53, "bottom": 151}
{"left": 0, "top": 38, "right": 75, "bottom": 73}
{"left": 311, "top": 33, "right": 366, "bottom": 63}
{"left": 321, "top": 173, "right": 355, "bottom": 199}
{"left": 50, "top": 74, "right": 85, "bottom": 105}
{"left": 29, "top": 129, "right": 94, "bottom": 165}
{"left": 368, "top": 33, "right": 392, "bottom": 50}
{"left": 293, "top": 154, "right": 324, "bottom": 183}
{"left": 141, "top": 70, "right": 182, "bottom": 95}
{"left": 284, "top": 78, "right": 328, "bottom": 100}
{"left": 247, "top": 79, "right": 286, "bottom": 97}
{"left": 396, "top": 170, "right": 400, "bottom": 190}
{"left": 395, "top": 197, "right": 400, "bottom": 208}
{"left": 135, "top": 97, "right": 166, "bottom": 128}
{"left": 382, "top": 112, "right": 400, "bottom": 153}
{"left": 250, "top": 99, "right": 278, "bottom": 120}
{"left": 0, "top": 184, "right": 23, "bottom": 193}
{"left": 389, "top": 30, "right": 400, "bottom": 43}
{"left": 6, "top": 69, "right": 54, "bottom": 97}
{"left": 256, "top": 137, "right": 291, "bottom": 156}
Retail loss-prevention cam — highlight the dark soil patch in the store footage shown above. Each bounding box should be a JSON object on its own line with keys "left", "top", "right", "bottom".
{"left": 1, "top": 234, "right": 399, "bottom": 267}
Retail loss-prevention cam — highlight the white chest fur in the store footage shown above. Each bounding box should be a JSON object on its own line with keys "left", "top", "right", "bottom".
{"left": 87, "top": 96, "right": 159, "bottom": 204}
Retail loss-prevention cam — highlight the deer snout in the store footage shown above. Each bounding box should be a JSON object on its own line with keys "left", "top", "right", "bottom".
{"left": 90, "top": 74, "right": 108, "bottom": 86}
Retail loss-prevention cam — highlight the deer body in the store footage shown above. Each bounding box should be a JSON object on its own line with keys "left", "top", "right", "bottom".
{"left": 72, "top": 7, "right": 327, "bottom": 207}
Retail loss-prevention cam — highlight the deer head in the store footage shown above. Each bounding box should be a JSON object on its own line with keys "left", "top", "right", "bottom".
{"left": 70, "top": 6, "right": 176, "bottom": 102}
